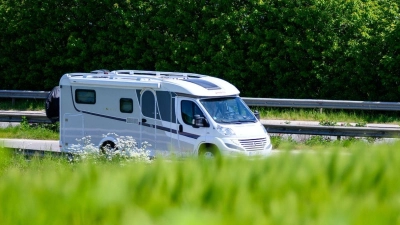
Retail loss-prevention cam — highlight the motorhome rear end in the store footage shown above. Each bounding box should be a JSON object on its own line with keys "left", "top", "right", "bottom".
{"left": 59, "top": 70, "right": 272, "bottom": 157}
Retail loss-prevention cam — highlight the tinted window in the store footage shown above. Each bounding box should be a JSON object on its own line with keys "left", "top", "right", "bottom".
{"left": 142, "top": 91, "right": 160, "bottom": 119}
{"left": 156, "top": 91, "right": 176, "bottom": 122}
{"left": 75, "top": 89, "right": 95, "bottom": 104}
{"left": 120, "top": 98, "right": 133, "bottom": 113}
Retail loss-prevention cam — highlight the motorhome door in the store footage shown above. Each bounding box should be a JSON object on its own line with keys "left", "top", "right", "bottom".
{"left": 61, "top": 113, "right": 84, "bottom": 151}
{"left": 140, "top": 90, "right": 158, "bottom": 153}
{"left": 177, "top": 98, "right": 207, "bottom": 155}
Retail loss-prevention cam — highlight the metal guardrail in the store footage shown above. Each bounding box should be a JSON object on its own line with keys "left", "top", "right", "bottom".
{"left": 0, "top": 111, "right": 52, "bottom": 123}
{"left": 0, "top": 90, "right": 49, "bottom": 99}
{"left": 264, "top": 124, "right": 400, "bottom": 138}
{"left": 0, "top": 90, "right": 49, "bottom": 105}
{"left": 2, "top": 90, "right": 400, "bottom": 111}
{"left": 242, "top": 97, "right": 400, "bottom": 111}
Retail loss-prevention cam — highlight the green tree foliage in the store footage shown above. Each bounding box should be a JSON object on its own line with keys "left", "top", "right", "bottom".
{"left": 0, "top": 0, "right": 399, "bottom": 101}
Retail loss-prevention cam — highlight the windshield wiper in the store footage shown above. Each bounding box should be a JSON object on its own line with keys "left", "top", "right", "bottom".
{"left": 237, "top": 119, "right": 257, "bottom": 123}
{"left": 216, "top": 120, "right": 254, "bottom": 124}
{"left": 216, "top": 119, "right": 231, "bottom": 123}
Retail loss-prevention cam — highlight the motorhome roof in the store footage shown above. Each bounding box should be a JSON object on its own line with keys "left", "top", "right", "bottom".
{"left": 60, "top": 70, "right": 240, "bottom": 97}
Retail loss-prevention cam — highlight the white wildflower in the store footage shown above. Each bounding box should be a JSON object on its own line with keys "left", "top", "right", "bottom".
{"left": 67, "top": 133, "right": 151, "bottom": 163}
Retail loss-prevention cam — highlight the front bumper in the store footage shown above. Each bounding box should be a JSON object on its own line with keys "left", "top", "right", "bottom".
{"left": 212, "top": 137, "right": 273, "bottom": 156}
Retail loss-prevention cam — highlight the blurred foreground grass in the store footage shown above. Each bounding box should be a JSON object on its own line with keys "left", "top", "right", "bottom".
{"left": 1, "top": 142, "right": 400, "bottom": 225}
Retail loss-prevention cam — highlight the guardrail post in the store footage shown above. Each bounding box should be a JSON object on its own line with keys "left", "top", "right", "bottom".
{"left": 12, "top": 98, "right": 15, "bottom": 106}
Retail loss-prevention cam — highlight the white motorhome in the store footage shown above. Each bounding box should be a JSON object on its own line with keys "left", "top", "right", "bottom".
{"left": 58, "top": 70, "right": 272, "bottom": 157}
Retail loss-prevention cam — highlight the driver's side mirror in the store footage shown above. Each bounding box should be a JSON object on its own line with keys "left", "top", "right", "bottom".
{"left": 193, "top": 114, "right": 208, "bottom": 128}
{"left": 253, "top": 110, "right": 260, "bottom": 120}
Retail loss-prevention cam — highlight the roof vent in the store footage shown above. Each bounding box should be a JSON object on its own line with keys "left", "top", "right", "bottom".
{"left": 183, "top": 79, "right": 221, "bottom": 90}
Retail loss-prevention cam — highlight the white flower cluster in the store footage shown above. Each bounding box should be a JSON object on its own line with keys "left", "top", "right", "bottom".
{"left": 106, "top": 133, "right": 151, "bottom": 162}
{"left": 67, "top": 133, "right": 151, "bottom": 163}
{"left": 67, "top": 136, "right": 99, "bottom": 161}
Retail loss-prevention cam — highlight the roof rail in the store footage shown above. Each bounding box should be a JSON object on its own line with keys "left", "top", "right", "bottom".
{"left": 110, "top": 70, "right": 207, "bottom": 79}
{"left": 66, "top": 70, "right": 211, "bottom": 83}
{"left": 67, "top": 73, "right": 87, "bottom": 77}
{"left": 67, "top": 72, "right": 110, "bottom": 79}
{"left": 91, "top": 69, "right": 110, "bottom": 74}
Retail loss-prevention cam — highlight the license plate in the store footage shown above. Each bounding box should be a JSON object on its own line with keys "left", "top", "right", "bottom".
{"left": 248, "top": 151, "right": 259, "bottom": 156}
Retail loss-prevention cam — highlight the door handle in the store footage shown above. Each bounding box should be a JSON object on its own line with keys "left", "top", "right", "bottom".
{"left": 142, "top": 118, "right": 147, "bottom": 123}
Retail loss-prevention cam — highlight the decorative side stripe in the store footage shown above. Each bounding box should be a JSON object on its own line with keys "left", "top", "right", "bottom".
{"left": 178, "top": 131, "right": 200, "bottom": 139}
{"left": 78, "top": 115, "right": 198, "bottom": 139}
{"left": 142, "top": 122, "right": 198, "bottom": 138}
{"left": 82, "top": 110, "right": 126, "bottom": 122}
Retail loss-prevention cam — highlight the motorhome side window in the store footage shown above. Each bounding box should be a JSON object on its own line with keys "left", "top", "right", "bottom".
{"left": 75, "top": 89, "right": 96, "bottom": 104}
{"left": 181, "top": 101, "right": 204, "bottom": 125}
{"left": 120, "top": 98, "right": 133, "bottom": 113}
{"left": 156, "top": 91, "right": 176, "bottom": 122}
{"left": 142, "top": 91, "right": 160, "bottom": 119}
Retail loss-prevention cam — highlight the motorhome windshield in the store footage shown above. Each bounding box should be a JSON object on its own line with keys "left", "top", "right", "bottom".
{"left": 200, "top": 97, "right": 257, "bottom": 124}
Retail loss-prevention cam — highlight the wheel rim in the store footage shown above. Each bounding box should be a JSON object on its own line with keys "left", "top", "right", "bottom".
{"left": 203, "top": 151, "right": 215, "bottom": 158}
{"left": 101, "top": 142, "right": 115, "bottom": 154}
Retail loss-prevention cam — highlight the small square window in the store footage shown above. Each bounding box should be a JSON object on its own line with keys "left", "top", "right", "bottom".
{"left": 75, "top": 89, "right": 96, "bottom": 104}
{"left": 120, "top": 98, "right": 133, "bottom": 113}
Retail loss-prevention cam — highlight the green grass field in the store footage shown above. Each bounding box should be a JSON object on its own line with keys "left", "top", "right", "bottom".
{"left": 0, "top": 99, "right": 45, "bottom": 111}
{"left": 0, "top": 118, "right": 58, "bottom": 140}
{"left": 255, "top": 107, "right": 400, "bottom": 125}
{"left": 1, "top": 142, "right": 400, "bottom": 225}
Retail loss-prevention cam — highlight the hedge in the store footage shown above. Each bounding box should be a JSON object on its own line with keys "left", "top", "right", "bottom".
{"left": 0, "top": 0, "right": 399, "bottom": 101}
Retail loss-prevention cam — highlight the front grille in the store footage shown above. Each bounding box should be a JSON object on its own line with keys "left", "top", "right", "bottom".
{"left": 239, "top": 138, "right": 267, "bottom": 151}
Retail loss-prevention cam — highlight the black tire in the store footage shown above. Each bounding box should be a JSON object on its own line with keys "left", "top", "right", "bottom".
{"left": 199, "top": 144, "right": 220, "bottom": 159}
{"left": 100, "top": 141, "right": 116, "bottom": 154}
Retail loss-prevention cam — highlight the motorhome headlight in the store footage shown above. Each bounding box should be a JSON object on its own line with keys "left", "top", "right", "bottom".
{"left": 230, "top": 139, "right": 241, "bottom": 146}
{"left": 216, "top": 125, "right": 236, "bottom": 136}
{"left": 224, "top": 139, "right": 244, "bottom": 151}
{"left": 224, "top": 143, "right": 242, "bottom": 150}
